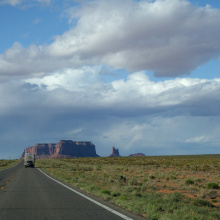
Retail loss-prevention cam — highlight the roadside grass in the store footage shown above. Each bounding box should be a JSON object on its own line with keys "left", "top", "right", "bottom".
{"left": 0, "top": 159, "right": 20, "bottom": 170}
{"left": 36, "top": 155, "right": 220, "bottom": 220}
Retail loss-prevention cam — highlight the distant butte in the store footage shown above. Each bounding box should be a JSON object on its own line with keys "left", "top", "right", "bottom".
{"left": 129, "top": 153, "right": 146, "bottom": 157}
{"left": 109, "top": 146, "right": 120, "bottom": 157}
{"left": 21, "top": 140, "right": 99, "bottom": 159}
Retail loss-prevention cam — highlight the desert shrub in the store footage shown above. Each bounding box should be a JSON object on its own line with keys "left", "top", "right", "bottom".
{"left": 0, "top": 159, "right": 19, "bottom": 169}
{"left": 124, "top": 186, "right": 133, "bottom": 192}
{"left": 112, "top": 192, "right": 121, "bottom": 197}
{"left": 96, "top": 164, "right": 102, "bottom": 171}
{"left": 132, "top": 191, "right": 142, "bottom": 197}
{"left": 141, "top": 185, "right": 147, "bottom": 192}
{"left": 119, "top": 195, "right": 127, "bottom": 200}
{"left": 100, "top": 189, "right": 111, "bottom": 195}
{"left": 170, "top": 175, "right": 176, "bottom": 180}
{"left": 118, "top": 175, "right": 127, "bottom": 183}
{"left": 206, "top": 183, "right": 219, "bottom": 189}
{"left": 36, "top": 155, "right": 220, "bottom": 220}
{"left": 193, "top": 199, "right": 214, "bottom": 207}
{"left": 202, "top": 165, "right": 211, "bottom": 171}
{"left": 185, "top": 179, "right": 194, "bottom": 185}
{"left": 169, "top": 192, "right": 183, "bottom": 203}
{"left": 129, "top": 178, "right": 138, "bottom": 185}
{"left": 149, "top": 174, "right": 156, "bottom": 179}
{"left": 196, "top": 178, "right": 203, "bottom": 183}
{"left": 88, "top": 185, "right": 99, "bottom": 192}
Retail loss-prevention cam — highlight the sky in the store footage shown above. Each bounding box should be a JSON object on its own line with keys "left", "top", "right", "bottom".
{"left": 0, "top": 0, "right": 220, "bottom": 159}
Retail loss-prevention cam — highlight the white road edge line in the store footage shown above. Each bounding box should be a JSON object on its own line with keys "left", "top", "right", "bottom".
{"left": 38, "top": 168, "right": 133, "bottom": 220}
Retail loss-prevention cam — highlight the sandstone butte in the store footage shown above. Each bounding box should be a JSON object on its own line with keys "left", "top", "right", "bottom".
{"left": 129, "top": 153, "right": 146, "bottom": 157}
{"left": 109, "top": 146, "right": 121, "bottom": 157}
{"left": 20, "top": 140, "right": 100, "bottom": 159}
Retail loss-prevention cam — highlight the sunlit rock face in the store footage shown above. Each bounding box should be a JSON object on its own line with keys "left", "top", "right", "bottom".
{"left": 21, "top": 140, "right": 99, "bottom": 159}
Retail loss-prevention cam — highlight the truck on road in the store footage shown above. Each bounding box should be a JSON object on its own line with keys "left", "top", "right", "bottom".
{"left": 24, "top": 153, "right": 35, "bottom": 168}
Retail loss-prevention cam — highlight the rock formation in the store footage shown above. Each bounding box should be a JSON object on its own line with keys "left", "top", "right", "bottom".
{"left": 109, "top": 146, "right": 120, "bottom": 157}
{"left": 21, "top": 140, "right": 99, "bottom": 159}
{"left": 129, "top": 153, "right": 146, "bottom": 157}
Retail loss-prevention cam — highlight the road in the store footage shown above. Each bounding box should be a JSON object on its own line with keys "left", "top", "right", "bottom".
{"left": 0, "top": 161, "right": 146, "bottom": 220}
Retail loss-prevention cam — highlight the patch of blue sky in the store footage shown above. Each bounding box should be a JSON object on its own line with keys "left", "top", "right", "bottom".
{"left": 100, "top": 57, "right": 220, "bottom": 83}
{"left": 191, "top": 58, "right": 220, "bottom": 79}
{"left": 100, "top": 67, "right": 177, "bottom": 83}
{"left": 135, "top": 0, "right": 220, "bottom": 8}
{"left": 189, "top": 0, "right": 220, "bottom": 8}
{"left": 0, "top": 3, "right": 70, "bottom": 53}
{"left": 99, "top": 66, "right": 129, "bottom": 83}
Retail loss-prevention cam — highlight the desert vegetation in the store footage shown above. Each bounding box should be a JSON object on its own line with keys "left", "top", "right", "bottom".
{"left": 0, "top": 159, "right": 20, "bottom": 170}
{"left": 36, "top": 155, "right": 220, "bottom": 219}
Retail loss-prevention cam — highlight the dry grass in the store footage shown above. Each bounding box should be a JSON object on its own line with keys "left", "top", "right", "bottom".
{"left": 36, "top": 155, "right": 220, "bottom": 220}
{"left": 0, "top": 159, "right": 20, "bottom": 170}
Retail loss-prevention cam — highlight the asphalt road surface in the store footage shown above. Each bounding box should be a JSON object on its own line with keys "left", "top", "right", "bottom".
{"left": 0, "top": 161, "right": 146, "bottom": 220}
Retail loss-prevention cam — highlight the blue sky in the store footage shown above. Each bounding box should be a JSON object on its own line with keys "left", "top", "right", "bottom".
{"left": 0, "top": 0, "right": 220, "bottom": 159}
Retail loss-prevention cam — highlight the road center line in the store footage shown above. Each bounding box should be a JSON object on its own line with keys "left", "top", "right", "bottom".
{"left": 38, "top": 168, "right": 133, "bottom": 220}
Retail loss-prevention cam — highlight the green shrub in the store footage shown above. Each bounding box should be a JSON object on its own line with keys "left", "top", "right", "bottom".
{"left": 119, "top": 195, "right": 127, "bottom": 200}
{"left": 206, "top": 183, "right": 219, "bottom": 189}
{"left": 196, "top": 178, "right": 203, "bottom": 183}
{"left": 129, "top": 179, "right": 138, "bottom": 185}
{"left": 96, "top": 165, "right": 102, "bottom": 171}
{"left": 149, "top": 175, "right": 156, "bottom": 179}
{"left": 112, "top": 192, "right": 121, "bottom": 197}
{"left": 193, "top": 199, "right": 214, "bottom": 207}
{"left": 100, "top": 189, "right": 111, "bottom": 195}
{"left": 134, "top": 192, "right": 142, "bottom": 197}
{"left": 170, "top": 192, "right": 182, "bottom": 202}
{"left": 169, "top": 175, "right": 177, "bottom": 180}
{"left": 185, "top": 179, "right": 194, "bottom": 185}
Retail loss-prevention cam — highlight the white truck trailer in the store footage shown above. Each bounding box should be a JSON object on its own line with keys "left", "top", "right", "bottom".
{"left": 24, "top": 153, "right": 35, "bottom": 167}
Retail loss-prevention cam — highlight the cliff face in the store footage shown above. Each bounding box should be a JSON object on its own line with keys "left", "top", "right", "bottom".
{"left": 23, "top": 140, "right": 99, "bottom": 159}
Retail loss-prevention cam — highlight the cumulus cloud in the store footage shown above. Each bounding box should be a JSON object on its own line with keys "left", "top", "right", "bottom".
{"left": 1, "top": 0, "right": 220, "bottom": 78}
{"left": 24, "top": 66, "right": 220, "bottom": 117}
{"left": 1, "top": 66, "right": 220, "bottom": 156}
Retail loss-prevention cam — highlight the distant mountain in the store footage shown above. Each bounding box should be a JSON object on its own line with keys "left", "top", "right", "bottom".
{"left": 21, "top": 140, "right": 99, "bottom": 159}
{"left": 129, "top": 153, "right": 146, "bottom": 157}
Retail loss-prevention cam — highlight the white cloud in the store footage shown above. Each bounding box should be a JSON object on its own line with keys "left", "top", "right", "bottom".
{"left": 1, "top": 0, "right": 220, "bottom": 157}
{"left": 24, "top": 66, "right": 220, "bottom": 117}
{"left": 1, "top": 0, "right": 220, "bottom": 78}
{"left": 185, "top": 136, "right": 209, "bottom": 143}
{"left": 26, "top": 66, "right": 102, "bottom": 91}
{"left": 1, "top": 67, "right": 220, "bottom": 156}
